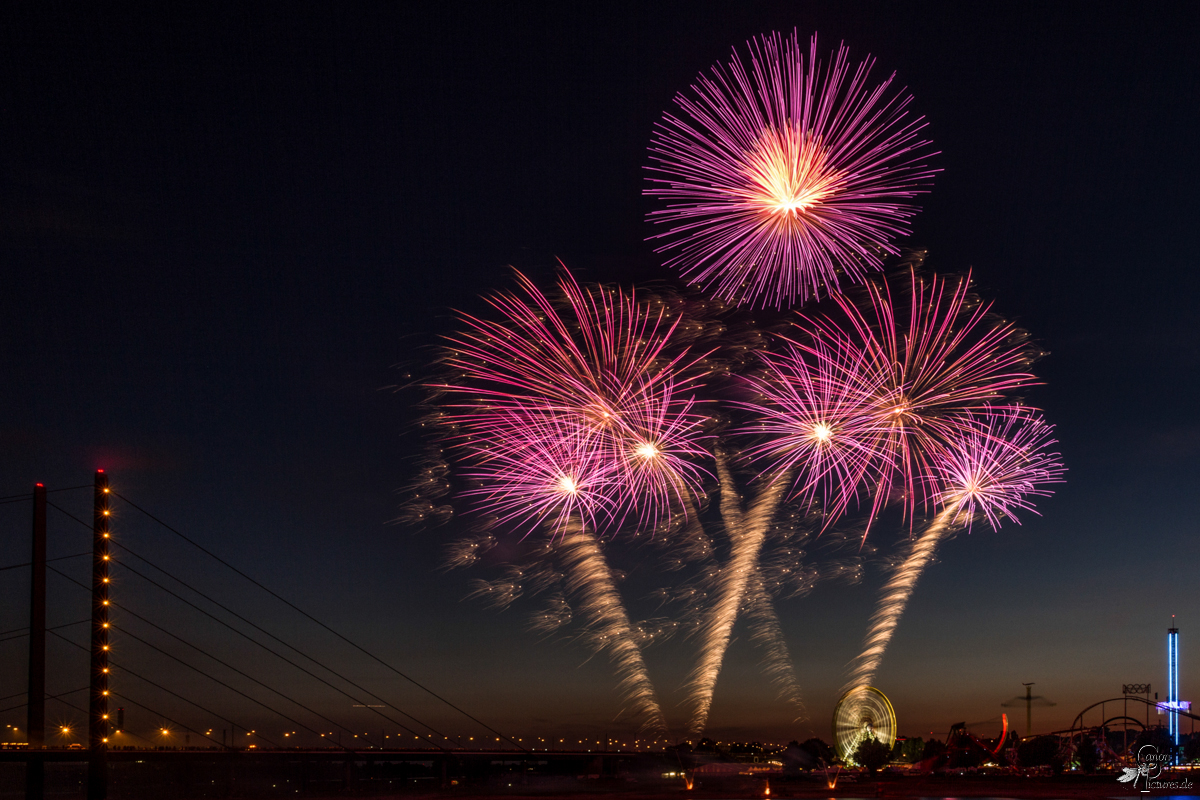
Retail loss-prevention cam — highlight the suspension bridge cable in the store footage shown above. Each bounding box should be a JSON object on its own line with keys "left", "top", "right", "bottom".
{"left": 0, "top": 551, "right": 91, "bottom": 573}
{"left": 106, "top": 544, "right": 461, "bottom": 749}
{"left": 38, "top": 564, "right": 375, "bottom": 749}
{"left": 108, "top": 692, "right": 227, "bottom": 749}
{"left": 0, "top": 485, "right": 92, "bottom": 499}
{"left": 45, "top": 556, "right": 453, "bottom": 752}
{"left": 0, "top": 619, "right": 90, "bottom": 644}
{"left": 0, "top": 688, "right": 87, "bottom": 715}
{"left": 111, "top": 556, "right": 456, "bottom": 750}
{"left": 111, "top": 623, "right": 373, "bottom": 751}
{"left": 108, "top": 602, "right": 388, "bottom": 750}
{"left": 48, "top": 630, "right": 283, "bottom": 749}
{"left": 112, "top": 490, "right": 526, "bottom": 752}
{"left": 45, "top": 497, "right": 467, "bottom": 751}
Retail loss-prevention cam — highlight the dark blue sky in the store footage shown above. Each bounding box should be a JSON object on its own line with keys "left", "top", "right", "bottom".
{"left": 1, "top": 1, "right": 1197, "bottom": 746}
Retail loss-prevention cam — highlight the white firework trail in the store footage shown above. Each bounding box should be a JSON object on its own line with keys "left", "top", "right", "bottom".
{"left": 842, "top": 503, "right": 960, "bottom": 693}
{"left": 683, "top": 451, "right": 792, "bottom": 736}
{"left": 744, "top": 570, "right": 806, "bottom": 718}
{"left": 556, "top": 520, "right": 667, "bottom": 733}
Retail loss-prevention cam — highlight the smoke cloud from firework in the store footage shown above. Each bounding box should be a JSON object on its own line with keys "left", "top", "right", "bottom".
{"left": 646, "top": 30, "right": 937, "bottom": 308}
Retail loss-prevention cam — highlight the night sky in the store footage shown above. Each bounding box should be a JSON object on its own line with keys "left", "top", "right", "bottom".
{"left": 2, "top": 2, "right": 1198, "bottom": 747}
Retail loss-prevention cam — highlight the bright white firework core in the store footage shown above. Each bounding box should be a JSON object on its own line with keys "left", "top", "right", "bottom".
{"left": 810, "top": 422, "right": 833, "bottom": 443}
{"left": 556, "top": 475, "right": 579, "bottom": 495}
{"left": 745, "top": 128, "right": 843, "bottom": 218}
{"left": 634, "top": 441, "right": 661, "bottom": 460}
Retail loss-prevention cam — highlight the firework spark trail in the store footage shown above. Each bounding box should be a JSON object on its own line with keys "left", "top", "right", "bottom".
{"left": 744, "top": 570, "right": 805, "bottom": 718}
{"left": 844, "top": 411, "right": 1064, "bottom": 693}
{"left": 815, "top": 270, "right": 1039, "bottom": 528}
{"left": 842, "top": 503, "right": 959, "bottom": 694}
{"left": 459, "top": 409, "right": 619, "bottom": 537}
{"left": 556, "top": 520, "right": 667, "bottom": 733}
{"left": 436, "top": 271, "right": 719, "bottom": 728}
{"left": 646, "top": 30, "right": 937, "bottom": 307}
{"left": 712, "top": 449, "right": 745, "bottom": 533}
{"left": 684, "top": 455, "right": 793, "bottom": 736}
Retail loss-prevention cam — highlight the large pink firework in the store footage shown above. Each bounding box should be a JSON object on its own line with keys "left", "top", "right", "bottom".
{"left": 439, "top": 269, "right": 710, "bottom": 535}
{"left": 646, "top": 30, "right": 937, "bottom": 308}
{"left": 746, "top": 268, "right": 1040, "bottom": 529}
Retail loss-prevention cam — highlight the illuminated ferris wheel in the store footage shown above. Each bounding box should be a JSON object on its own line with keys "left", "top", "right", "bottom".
{"left": 833, "top": 686, "right": 896, "bottom": 763}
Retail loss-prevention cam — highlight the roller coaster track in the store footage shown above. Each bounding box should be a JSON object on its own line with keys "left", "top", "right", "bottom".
{"left": 1070, "top": 695, "right": 1200, "bottom": 730}
{"left": 1062, "top": 695, "right": 1200, "bottom": 748}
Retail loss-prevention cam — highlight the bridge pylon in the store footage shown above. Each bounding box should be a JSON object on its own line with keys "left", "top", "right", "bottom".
{"left": 88, "top": 470, "right": 111, "bottom": 800}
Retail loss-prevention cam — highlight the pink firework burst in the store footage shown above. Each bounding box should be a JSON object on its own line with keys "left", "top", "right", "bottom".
{"left": 443, "top": 269, "right": 687, "bottom": 426}
{"left": 934, "top": 409, "right": 1065, "bottom": 531}
{"left": 459, "top": 409, "right": 620, "bottom": 537}
{"left": 738, "top": 335, "right": 894, "bottom": 524}
{"left": 747, "top": 267, "right": 1040, "bottom": 532}
{"left": 439, "top": 269, "right": 711, "bottom": 535}
{"left": 605, "top": 380, "right": 712, "bottom": 529}
{"left": 815, "top": 269, "right": 1040, "bottom": 520}
{"left": 646, "top": 30, "right": 937, "bottom": 308}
